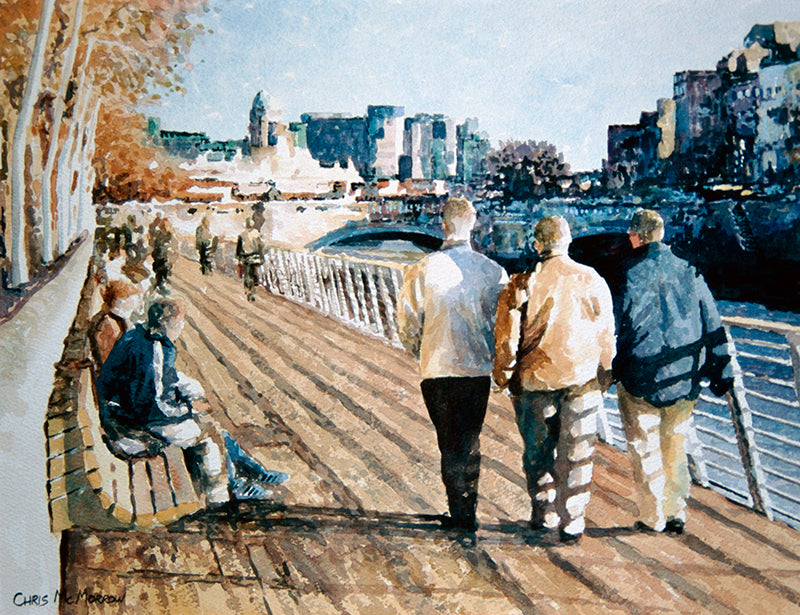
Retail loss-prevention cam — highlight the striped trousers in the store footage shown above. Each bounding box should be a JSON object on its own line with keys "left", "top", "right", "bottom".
{"left": 512, "top": 388, "right": 602, "bottom": 536}
{"left": 617, "top": 383, "right": 695, "bottom": 531}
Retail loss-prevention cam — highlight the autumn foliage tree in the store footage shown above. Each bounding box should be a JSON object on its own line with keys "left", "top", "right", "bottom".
{"left": 92, "top": 107, "right": 195, "bottom": 204}
{"left": 483, "top": 140, "right": 572, "bottom": 205}
{"left": 1, "top": 0, "right": 209, "bottom": 286}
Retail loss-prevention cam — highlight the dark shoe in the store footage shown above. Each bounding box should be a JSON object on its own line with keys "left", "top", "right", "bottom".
{"left": 665, "top": 519, "right": 685, "bottom": 535}
{"left": 529, "top": 519, "right": 547, "bottom": 532}
{"left": 558, "top": 530, "right": 582, "bottom": 545}
{"left": 633, "top": 521, "right": 657, "bottom": 533}
{"left": 440, "top": 515, "right": 477, "bottom": 532}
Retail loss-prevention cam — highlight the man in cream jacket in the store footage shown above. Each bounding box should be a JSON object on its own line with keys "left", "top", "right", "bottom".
{"left": 494, "top": 216, "right": 615, "bottom": 544}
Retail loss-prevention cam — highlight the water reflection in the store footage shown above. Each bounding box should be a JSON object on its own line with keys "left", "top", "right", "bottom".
{"left": 320, "top": 239, "right": 433, "bottom": 265}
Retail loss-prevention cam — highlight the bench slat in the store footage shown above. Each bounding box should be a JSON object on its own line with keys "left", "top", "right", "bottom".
{"left": 162, "top": 446, "right": 202, "bottom": 519}
{"left": 47, "top": 425, "right": 92, "bottom": 459}
{"left": 148, "top": 455, "right": 178, "bottom": 523}
{"left": 76, "top": 369, "right": 135, "bottom": 525}
{"left": 131, "top": 460, "right": 156, "bottom": 527}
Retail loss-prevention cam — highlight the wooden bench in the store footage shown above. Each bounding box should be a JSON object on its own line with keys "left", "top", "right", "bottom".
{"left": 45, "top": 259, "right": 203, "bottom": 532}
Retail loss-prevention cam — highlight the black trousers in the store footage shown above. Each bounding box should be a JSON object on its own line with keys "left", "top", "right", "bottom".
{"left": 420, "top": 376, "right": 490, "bottom": 525}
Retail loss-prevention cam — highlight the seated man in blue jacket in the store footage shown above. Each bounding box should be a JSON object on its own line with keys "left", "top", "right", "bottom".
{"left": 97, "top": 295, "right": 288, "bottom": 504}
{"left": 614, "top": 209, "right": 733, "bottom": 535}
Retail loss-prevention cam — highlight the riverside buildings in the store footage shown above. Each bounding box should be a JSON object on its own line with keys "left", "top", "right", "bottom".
{"left": 606, "top": 22, "right": 800, "bottom": 187}
{"left": 248, "top": 94, "right": 490, "bottom": 185}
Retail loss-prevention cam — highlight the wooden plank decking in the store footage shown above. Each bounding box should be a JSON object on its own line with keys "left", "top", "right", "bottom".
{"left": 60, "top": 257, "right": 800, "bottom": 614}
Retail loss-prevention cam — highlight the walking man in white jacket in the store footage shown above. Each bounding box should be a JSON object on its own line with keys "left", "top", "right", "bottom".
{"left": 398, "top": 197, "right": 508, "bottom": 532}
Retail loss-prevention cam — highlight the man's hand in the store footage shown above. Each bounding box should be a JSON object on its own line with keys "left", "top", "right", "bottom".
{"left": 176, "top": 373, "right": 205, "bottom": 401}
{"left": 597, "top": 365, "right": 614, "bottom": 392}
{"left": 192, "top": 399, "right": 212, "bottom": 418}
{"left": 710, "top": 377, "right": 734, "bottom": 397}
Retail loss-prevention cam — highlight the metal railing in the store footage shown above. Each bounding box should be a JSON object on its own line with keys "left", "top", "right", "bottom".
{"left": 180, "top": 238, "right": 800, "bottom": 529}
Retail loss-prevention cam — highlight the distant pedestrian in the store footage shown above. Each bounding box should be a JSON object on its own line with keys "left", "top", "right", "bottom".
{"left": 494, "top": 216, "right": 615, "bottom": 544}
{"left": 614, "top": 209, "right": 733, "bottom": 535}
{"left": 398, "top": 197, "right": 508, "bottom": 532}
{"left": 151, "top": 218, "right": 176, "bottom": 289}
{"left": 236, "top": 217, "right": 265, "bottom": 302}
{"left": 195, "top": 216, "right": 218, "bottom": 275}
{"left": 121, "top": 214, "right": 149, "bottom": 283}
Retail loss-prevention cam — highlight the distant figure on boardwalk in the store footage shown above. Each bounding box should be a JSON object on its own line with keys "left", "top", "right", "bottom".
{"left": 97, "top": 295, "right": 289, "bottom": 503}
{"left": 87, "top": 279, "right": 143, "bottom": 367}
{"left": 236, "top": 217, "right": 265, "bottom": 302}
{"left": 148, "top": 213, "right": 163, "bottom": 249}
{"left": 614, "top": 209, "right": 733, "bottom": 535}
{"left": 151, "top": 218, "right": 176, "bottom": 289}
{"left": 195, "top": 215, "right": 218, "bottom": 275}
{"left": 398, "top": 197, "right": 508, "bottom": 532}
{"left": 494, "top": 216, "right": 615, "bottom": 545}
{"left": 121, "top": 214, "right": 149, "bottom": 283}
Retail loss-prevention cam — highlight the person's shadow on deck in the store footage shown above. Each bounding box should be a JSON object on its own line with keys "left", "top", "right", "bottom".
{"left": 170, "top": 503, "right": 639, "bottom": 547}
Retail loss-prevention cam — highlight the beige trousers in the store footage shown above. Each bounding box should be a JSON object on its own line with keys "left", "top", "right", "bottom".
{"left": 150, "top": 418, "right": 229, "bottom": 504}
{"left": 617, "top": 383, "right": 695, "bottom": 531}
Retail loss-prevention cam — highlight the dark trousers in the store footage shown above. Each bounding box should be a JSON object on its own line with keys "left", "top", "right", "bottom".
{"left": 420, "top": 376, "right": 490, "bottom": 525}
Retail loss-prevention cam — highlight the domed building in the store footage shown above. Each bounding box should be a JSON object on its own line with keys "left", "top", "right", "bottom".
{"left": 248, "top": 90, "right": 283, "bottom": 150}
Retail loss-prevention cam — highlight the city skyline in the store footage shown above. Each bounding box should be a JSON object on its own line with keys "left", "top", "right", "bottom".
{"left": 146, "top": 0, "right": 800, "bottom": 172}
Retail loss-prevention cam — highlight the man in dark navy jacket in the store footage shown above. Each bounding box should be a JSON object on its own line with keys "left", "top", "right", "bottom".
{"left": 98, "top": 295, "right": 288, "bottom": 504}
{"left": 614, "top": 209, "right": 733, "bottom": 535}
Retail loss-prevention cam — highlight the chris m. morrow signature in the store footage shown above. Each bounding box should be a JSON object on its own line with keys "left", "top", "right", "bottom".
{"left": 13, "top": 588, "right": 126, "bottom": 607}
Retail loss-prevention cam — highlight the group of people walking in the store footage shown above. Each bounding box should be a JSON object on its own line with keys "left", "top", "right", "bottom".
{"left": 91, "top": 198, "right": 734, "bottom": 538}
{"left": 196, "top": 213, "right": 266, "bottom": 303}
{"left": 398, "top": 198, "right": 734, "bottom": 544}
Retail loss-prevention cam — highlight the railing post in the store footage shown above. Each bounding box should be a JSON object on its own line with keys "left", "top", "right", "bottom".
{"left": 376, "top": 267, "right": 400, "bottom": 344}
{"left": 685, "top": 417, "right": 710, "bottom": 488}
{"left": 342, "top": 262, "right": 362, "bottom": 326}
{"left": 317, "top": 255, "right": 337, "bottom": 317}
{"left": 263, "top": 249, "right": 278, "bottom": 294}
{"left": 331, "top": 260, "right": 350, "bottom": 321}
{"left": 276, "top": 250, "right": 291, "bottom": 298}
{"left": 350, "top": 264, "right": 371, "bottom": 327}
{"left": 364, "top": 265, "right": 384, "bottom": 337}
{"left": 282, "top": 251, "right": 295, "bottom": 299}
{"left": 328, "top": 259, "right": 344, "bottom": 320}
{"left": 787, "top": 332, "right": 800, "bottom": 405}
{"left": 292, "top": 251, "right": 309, "bottom": 303}
{"left": 314, "top": 255, "right": 331, "bottom": 314}
{"left": 300, "top": 253, "right": 319, "bottom": 309}
{"left": 725, "top": 330, "right": 774, "bottom": 520}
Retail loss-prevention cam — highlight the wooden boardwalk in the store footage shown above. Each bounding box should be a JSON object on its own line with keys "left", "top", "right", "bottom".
{"left": 60, "top": 257, "right": 800, "bottom": 614}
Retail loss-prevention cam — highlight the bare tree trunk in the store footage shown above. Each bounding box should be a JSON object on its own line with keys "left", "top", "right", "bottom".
{"left": 10, "top": 0, "right": 56, "bottom": 287}
{"left": 42, "top": 0, "right": 84, "bottom": 263}
{"left": 55, "top": 124, "right": 73, "bottom": 255}
{"left": 76, "top": 100, "right": 99, "bottom": 235}
{"left": 58, "top": 37, "right": 98, "bottom": 252}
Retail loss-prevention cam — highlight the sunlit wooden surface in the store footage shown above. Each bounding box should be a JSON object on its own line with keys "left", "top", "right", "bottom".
{"left": 60, "top": 257, "right": 800, "bottom": 614}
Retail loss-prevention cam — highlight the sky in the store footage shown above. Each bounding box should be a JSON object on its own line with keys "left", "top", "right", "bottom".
{"left": 146, "top": 0, "right": 800, "bottom": 172}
